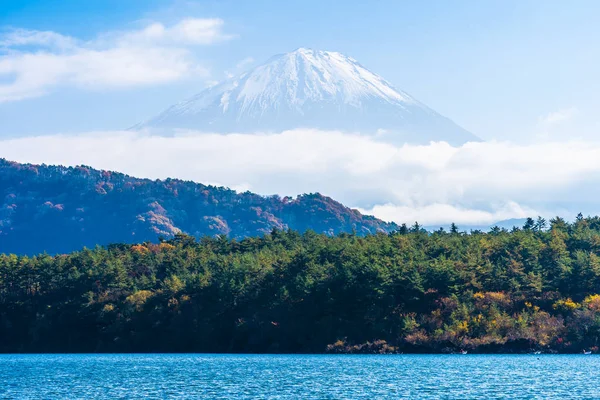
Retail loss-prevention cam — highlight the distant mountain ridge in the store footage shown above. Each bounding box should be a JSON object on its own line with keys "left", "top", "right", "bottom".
{"left": 0, "top": 159, "right": 397, "bottom": 255}
{"left": 135, "top": 48, "right": 479, "bottom": 145}
{"left": 423, "top": 218, "right": 529, "bottom": 233}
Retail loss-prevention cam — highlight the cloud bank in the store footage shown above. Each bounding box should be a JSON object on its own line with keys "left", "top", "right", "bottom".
{"left": 1, "top": 129, "right": 599, "bottom": 227}
{"left": 0, "top": 18, "right": 233, "bottom": 102}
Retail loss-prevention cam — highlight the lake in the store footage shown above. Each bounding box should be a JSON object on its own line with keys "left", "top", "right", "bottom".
{"left": 0, "top": 354, "right": 598, "bottom": 399}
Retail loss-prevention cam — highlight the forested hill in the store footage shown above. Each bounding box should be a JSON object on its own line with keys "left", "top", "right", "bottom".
{"left": 2, "top": 219, "right": 600, "bottom": 354}
{"left": 0, "top": 159, "right": 397, "bottom": 255}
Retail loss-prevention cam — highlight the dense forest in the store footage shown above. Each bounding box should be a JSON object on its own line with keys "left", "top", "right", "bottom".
{"left": 2, "top": 215, "right": 600, "bottom": 354}
{"left": 0, "top": 158, "right": 395, "bottom": 255}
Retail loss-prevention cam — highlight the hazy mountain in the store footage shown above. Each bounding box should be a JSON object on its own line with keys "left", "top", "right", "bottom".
{"left": 135, "top": 48, "right": 479, "bottom": 145}
{"left": 423, "top": 218, "right": 529, "bottom": 233}
{"left": 0, "top": 159, "right": 397, "bottom": 255}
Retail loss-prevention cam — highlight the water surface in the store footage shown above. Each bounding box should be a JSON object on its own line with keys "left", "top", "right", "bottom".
{"left": 1, "top": 354, "right": 598, "bottom": 399}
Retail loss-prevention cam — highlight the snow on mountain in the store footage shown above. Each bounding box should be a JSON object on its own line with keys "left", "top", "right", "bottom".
{"left": 135, "top": 48, "right": 479, "bottom": 145}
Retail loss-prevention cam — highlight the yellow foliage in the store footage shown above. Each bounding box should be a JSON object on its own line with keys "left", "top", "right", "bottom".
{"left": 125, "top": 290, "right": 154, "bottom": 311}
{"left": 457, "top": 320, "right": 469, "bottom": 334}
{"left": 516, "top": 313, "right": 528, "bottom": 328}
{"left": 584, "top": 294, "right": 600, "bottom": 312}
{"left": 474, "top": 291, "right": 511, "bottom": 308}
{"left": 553, "top": 298, "right": 580, "bottom": 311}
{"left": 102, "top": 303, "right": 115, "bottom": 313}
{"left": 163, "top": 275, "right": 185, "bottom": 294}
{"left": 180, "top": 294, "right": 191, "bottom": 303}
{"left": 486, "top": 292, "right": 508, "bottom": 303}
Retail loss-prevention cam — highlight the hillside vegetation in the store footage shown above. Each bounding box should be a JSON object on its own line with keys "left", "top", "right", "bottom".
{"left": 0, "top": 159, "right": 395, "bottom": 255}
{"left": 2, "top": 216, "right": 600, "bottom": 353}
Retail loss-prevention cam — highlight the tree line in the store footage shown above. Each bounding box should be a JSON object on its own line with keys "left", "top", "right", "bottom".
{"left": 2, "top": 215, "right": 600, "bottom": 353}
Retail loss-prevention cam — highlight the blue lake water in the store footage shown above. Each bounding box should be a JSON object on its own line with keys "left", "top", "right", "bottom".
{"left": 1, "top": 354, "right": 598, "bottom": 399}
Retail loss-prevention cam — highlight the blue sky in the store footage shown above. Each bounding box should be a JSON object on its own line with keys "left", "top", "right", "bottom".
{"left": 1, "top": 0, "right": 599, "bottom": 141}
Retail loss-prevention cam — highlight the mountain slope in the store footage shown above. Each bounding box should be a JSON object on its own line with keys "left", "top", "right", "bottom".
{"left": 0, "top": 159, "right": 397, "bottom": 255}
{"left": 135, "top": 48, "right": 479, "bottom": 145}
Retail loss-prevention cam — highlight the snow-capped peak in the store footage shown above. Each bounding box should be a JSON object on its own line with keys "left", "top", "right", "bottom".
{"left": 135, "top": 48, "right": 479, "bottom": 145}
{"left": 230, "top": 47, "right": 415, "bottom": 110}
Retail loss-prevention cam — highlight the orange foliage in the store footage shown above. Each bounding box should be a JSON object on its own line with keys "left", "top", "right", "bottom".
{"left": 131, "top": 244, "right": 149, "bottom": 254}
{"left": 159, "top": 243, "right": 176, "bottom": 252}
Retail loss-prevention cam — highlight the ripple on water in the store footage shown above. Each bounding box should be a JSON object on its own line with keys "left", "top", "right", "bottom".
{"left": 0, "top": 354, "right": 599, "bottom": 399}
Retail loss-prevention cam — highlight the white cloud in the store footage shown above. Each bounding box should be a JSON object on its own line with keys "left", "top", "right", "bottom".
{"left": 0, "top": 18, "right": 233, "bottom": 102}
{"left": 2, "top": 130, "right": 600, "bottom": 226}
{"left": 0, "top": 28, "right": 77, "bottom": 50}
{"left": 359, "top": 202, "right": 536, "bottom": 227}
{"left": 109, "top": 18, "right": 233, "bottom": 47}
{"left": 538, "top": 107, "right": 578, "bottom": 125}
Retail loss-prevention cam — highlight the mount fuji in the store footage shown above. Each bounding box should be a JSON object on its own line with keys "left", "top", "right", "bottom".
{"left": 135, "top": 48, "right": 479, "bottom": 145}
